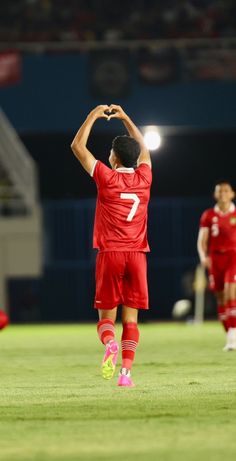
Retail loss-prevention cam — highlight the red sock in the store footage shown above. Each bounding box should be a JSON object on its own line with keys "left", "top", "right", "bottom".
{"left": 217, "top": 305, "right": 229, "bottom": 332}
{"left": 97, "top": 319, "right": 115, "bottom": 345}
{"left": 121, "top": 322, "right": 140, "bottom": 370}
{"left": 228, "top": 300, "right": 236, "bottom": 328}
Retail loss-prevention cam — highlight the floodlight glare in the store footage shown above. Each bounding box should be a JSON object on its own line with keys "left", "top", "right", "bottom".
{"left": 143, "top": 129, "right": 161, "bottom": 150}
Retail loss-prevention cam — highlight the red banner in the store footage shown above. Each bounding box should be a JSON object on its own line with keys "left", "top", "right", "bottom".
{"left": 0, "top": 51, "right": 22, "bottom": 87}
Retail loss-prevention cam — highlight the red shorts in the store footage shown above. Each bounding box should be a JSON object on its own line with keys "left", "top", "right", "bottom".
{"left": 208, "top": 251, "right": 236, "bottom": 292}
{"left": 94, "top": 251, "right": 149, "bottom": 310}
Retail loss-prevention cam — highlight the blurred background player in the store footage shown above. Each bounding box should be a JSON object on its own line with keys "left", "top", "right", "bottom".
{"left": 71, "top": 104, "right": 152, "bottom": 386}
{"left": 0, "top": 309, "right": 9, "bottom": 330}
{"left": 197, "top": 181, "right": 236, "bottom": 350}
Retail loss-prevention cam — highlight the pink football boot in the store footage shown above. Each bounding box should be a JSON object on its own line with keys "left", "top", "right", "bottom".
{"left": 117, "top": 368, "right": 135, "bottom": 387}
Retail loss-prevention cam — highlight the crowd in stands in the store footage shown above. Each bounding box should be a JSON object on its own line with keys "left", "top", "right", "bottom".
{"left": 0, "top": 0, "right": 236, "bottom": 42}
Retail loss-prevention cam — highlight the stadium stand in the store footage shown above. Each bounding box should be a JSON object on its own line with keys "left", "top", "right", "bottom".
{"left": 0, "top": 0, "right": 236, "bottom": 42}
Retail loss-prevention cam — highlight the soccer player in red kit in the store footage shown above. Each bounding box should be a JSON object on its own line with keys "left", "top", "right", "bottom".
{"left": 71, "top": 104, "right": 152, "bottom": 386}
{"left": 197, "top": 181, "right": 236, "bottom": 350}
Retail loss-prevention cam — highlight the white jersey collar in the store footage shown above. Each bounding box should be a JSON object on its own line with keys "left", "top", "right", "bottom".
{"left": 214, "top": 203, "right": 235, "bottom": 215}
{"left": 116, "top": 167, "right": 134, "bottom": 173}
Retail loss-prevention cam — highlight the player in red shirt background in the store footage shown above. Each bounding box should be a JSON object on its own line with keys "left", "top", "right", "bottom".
{"left": 71, "top": 104, "right": 152, "bottom": 386}
{"left": 197, "top": 181, "right": 236, "bottom": 350}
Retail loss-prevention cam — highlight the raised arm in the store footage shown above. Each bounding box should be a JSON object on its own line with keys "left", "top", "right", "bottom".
{"left": 108, "top": 105, "right": 151, "bottom": 168}
{"left": 71, "top": 105, "right": 109, "bottom": 174}
{"left": 197, "top": 227, "right": 211, "bottom": 269}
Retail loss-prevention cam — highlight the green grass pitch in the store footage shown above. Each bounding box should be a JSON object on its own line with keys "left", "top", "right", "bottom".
{"left": 0, "top": 322, "right": 236, "bottom": 461}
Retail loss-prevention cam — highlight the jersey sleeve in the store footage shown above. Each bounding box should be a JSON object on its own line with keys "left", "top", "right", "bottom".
{"left": 136, "top": 163, "right": 152, "bottom": 185}
{"left": 91, "top": 160, "right": 113, "bottom": 188}
{"left": 199, "top": 210, "right": 211, "bottom": 228}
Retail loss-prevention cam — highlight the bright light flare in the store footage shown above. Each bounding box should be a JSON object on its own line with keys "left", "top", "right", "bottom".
{"left": 143, "top": 127, "right": 161, "bottom": 150}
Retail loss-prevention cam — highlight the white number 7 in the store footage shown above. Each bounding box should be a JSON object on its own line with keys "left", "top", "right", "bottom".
{"left": 120, "top": 193, "right": 140, "bottom": 221}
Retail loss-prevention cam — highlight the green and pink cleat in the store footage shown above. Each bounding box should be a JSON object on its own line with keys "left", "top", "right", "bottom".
{"left": 101, "top": 341, "right": 135, "bottom": 386}
{"left": 101, "top": 340, "right": 119, "bottom": 380}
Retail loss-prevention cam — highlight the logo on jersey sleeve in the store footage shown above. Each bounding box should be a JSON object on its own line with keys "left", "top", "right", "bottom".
{"left": 230, "top": 217, "right": 236, "bottom": 225}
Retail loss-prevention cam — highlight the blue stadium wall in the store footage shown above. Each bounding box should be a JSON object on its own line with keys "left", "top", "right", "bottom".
{"left": 0, "top": 53, "right": 236, "bottom": 132}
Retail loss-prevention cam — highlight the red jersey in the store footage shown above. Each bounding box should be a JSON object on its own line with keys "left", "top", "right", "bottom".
{"left": 199, "top": 203, "right": 236, "bottom": 253}
{"left": 91, "top": 160, "right": 152, "bottom": 251}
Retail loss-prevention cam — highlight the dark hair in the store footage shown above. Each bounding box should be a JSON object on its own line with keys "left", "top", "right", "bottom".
{"left": 112, "top": 135, "right": 141, "bottom": 168}
{"left": 214, "top": 180, "right": 235, "bottom": 190}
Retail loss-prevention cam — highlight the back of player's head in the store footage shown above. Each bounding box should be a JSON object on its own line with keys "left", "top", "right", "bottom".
{"left": 112, "top": 135, "right": 140, "bottom": 168}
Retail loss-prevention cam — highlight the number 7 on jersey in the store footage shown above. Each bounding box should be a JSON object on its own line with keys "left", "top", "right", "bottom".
{"left": 120, "top": 193, "right": 140, "bottom": 222}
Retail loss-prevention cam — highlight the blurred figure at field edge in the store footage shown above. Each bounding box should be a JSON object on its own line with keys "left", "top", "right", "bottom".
{"left": 197, "top": 181, "right": 236, "bottom": 351}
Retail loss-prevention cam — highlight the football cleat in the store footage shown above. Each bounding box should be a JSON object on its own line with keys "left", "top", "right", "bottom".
{"left": 117, "top": 368, "right": 135, "bottom": 387}
{"left": 101, "top": 340, "right": 119, "bottom": 380}
{"left": 223, "top": 328, "right": 236, "bottom": 351}
{"left": 223, "top": 342, "right": 236, "bottom": 351}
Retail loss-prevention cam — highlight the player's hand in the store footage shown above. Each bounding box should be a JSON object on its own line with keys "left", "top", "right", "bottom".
{"left": 89, "top": 105, "right": 110, "bottom": 120}
{"left": 106, "top": 104, "right": 128, "bottom": 121}
{"left": 201, "top": 256, "right": 211, "bottom": 269}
